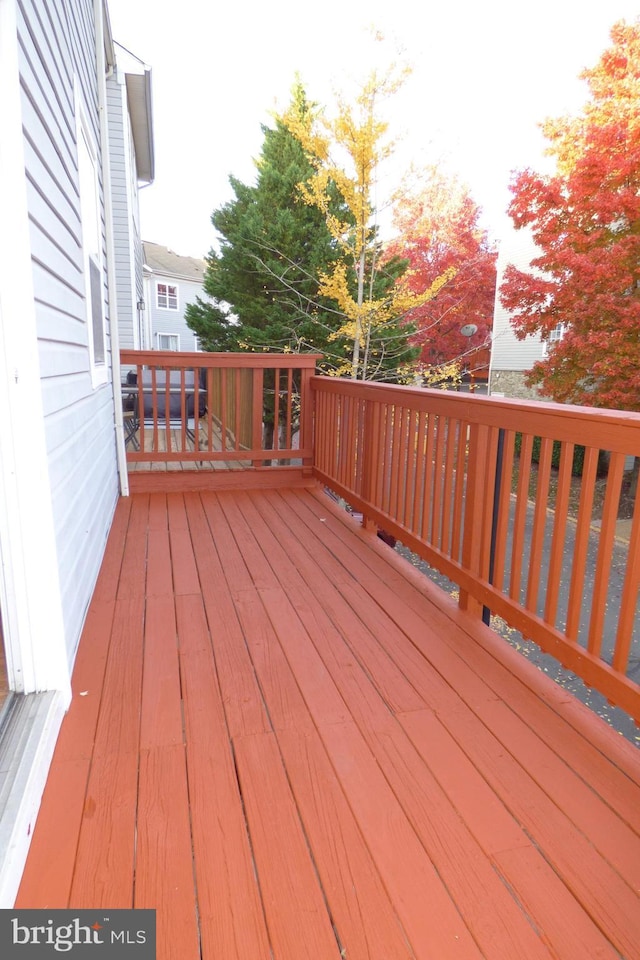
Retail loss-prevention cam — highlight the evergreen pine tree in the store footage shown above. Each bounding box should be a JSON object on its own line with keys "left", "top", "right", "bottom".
{"left": 186, "top": 83, "right": 348, "bottom": 369}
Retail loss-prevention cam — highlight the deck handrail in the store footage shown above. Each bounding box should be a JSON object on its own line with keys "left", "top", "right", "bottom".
{"left": 311, "top": 376, "right": 640, "bottom": 722}
{"left": 120, "top": 350, "right": 320, "bottom": 468}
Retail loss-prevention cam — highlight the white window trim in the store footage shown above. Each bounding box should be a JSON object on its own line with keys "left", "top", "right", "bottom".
{"left": 156, "top": 281, "right": 179, "bottom": 311}
{"left": 76, "top": 92, "right": 108, "bottom": 386}
{"left": 156, "top": 332, "right": 180, "bottom": 351}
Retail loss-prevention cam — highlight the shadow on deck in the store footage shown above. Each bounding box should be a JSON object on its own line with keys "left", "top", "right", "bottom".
{"left": 16, "top": 483, "right": 640, "bottom": 960}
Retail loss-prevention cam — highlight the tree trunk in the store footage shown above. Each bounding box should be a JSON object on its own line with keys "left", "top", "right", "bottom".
{"left": 351, "top": 244, "right": 367, "bottom": 379}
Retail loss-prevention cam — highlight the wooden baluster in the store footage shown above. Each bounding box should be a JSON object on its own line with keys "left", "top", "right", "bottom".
{"left": 613, "top": 479, "right": 640, "bottom": 673}
{"left": 544, "top": 440, "right": 574, "bottom": 625}
{"left": 360, "top": 398, "right": 379, "bottom": 532}
{"left": 510, "top": 433, "right": 533, "bottom": 604}
{"left": 588, "top": 451, "right": 625, "bottom": 657}
{"left": 525, "top": 435, "right": 553, "bottom": 612}
{"left": 566, "top": 447, "right": 599, "bottom": 641}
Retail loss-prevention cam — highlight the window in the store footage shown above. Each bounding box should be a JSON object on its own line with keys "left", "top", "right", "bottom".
{"left": 77, "top": 110, "right": 107, "bottom": 382}
{"left": 542, "top": 322, "right": 567, "bottom": 357}
{"left": 157, "top": 282, "right": 178, "bottom": 310}
{"left": 157, "top": 333, "right": 180, "bottom": 351}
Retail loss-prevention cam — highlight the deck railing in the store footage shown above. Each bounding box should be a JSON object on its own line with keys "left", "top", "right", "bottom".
{"left": 120, "top": 351, "right": 320, "bottom": 469}
{"left": 118, "top": 353, "right": 640, "bottom": 720}
{"left": 312, "top": 376, "right": 640, "bottom": 722}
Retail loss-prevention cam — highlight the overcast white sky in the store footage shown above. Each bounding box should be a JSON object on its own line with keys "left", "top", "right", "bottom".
{"left": 107, "top": 0, "right": 640, "bottom": 258}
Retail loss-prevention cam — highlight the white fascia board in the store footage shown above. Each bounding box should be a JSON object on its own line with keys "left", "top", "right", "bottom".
{"left": 124, "top": 70, "right": 154, "bottom": 184}
{"left": 150, "top": 269, "right": 205, "bottom": 285}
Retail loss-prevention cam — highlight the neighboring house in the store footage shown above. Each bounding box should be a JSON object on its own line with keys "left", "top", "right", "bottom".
{"left": 142, "top": 241, "right": 208, "bottom": 352}
{"left": 488, "top": 226, "right": 547, "bottom": 400}
{"left": 0, "top": 0, "right": 152, "bottom": 903}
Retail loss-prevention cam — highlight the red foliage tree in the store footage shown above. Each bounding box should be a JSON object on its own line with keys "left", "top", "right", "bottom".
{"left": 500, "top": 20, "right": 640, "bottom": 410}
{"left": 385, "top": 169, "right": 497, "bottom": 380}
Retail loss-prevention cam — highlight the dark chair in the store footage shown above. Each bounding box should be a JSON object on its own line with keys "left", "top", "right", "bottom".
{"left": 122, "top": 370, "right": 139, "bottom": 448}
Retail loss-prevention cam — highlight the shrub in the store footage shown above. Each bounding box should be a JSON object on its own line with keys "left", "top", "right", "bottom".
{"left": 513, "top": 433, "right": 587, "bottom": 477}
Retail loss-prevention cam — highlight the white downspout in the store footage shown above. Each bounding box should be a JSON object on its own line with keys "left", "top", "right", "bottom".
{"left": 95, "top": 0, "right": 129, "bottom": 496}
{"left": 143, "top": 269, "right": 153, "bottom": 350}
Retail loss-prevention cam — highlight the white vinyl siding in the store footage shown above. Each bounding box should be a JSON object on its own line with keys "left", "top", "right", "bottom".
{"left": 490, "top": 226, "right": 545, "bottom": 372}
{"left": 17, "top": 0, "right": 119, "bottom": 666}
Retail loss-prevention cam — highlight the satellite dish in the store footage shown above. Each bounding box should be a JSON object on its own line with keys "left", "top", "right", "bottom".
{"left": 460, "top": 323, "right": 478, "bottom": 337}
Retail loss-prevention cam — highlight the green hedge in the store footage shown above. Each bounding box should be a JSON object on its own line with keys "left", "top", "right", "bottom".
{"left": 513, "top": 433, "right": 587, "bottom": 477}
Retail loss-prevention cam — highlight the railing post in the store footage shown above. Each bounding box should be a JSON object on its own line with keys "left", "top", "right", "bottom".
{"left": 299, "top": 363, "right": 315, "bottom": 475}
{"left": 459, "top": 421, "right": 490, "bottom": 618}
{"left": 360, "top": 398, "right": 379, "bottom": 532}
{"left": 252, "top": 366, "right": 264, "bottom": 467}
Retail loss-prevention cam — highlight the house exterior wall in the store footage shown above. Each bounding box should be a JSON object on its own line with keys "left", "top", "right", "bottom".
{"left": 489, "top": 226, "right": 544, "bottom": 399}
{"left": 0, "top": 0, "right": 125, "bottom": 904}
{"left": 0, "top": 0, "right": 67, "bottom": 700}
{"left": 16, "top": 0, "right": 120, "bottom": 670}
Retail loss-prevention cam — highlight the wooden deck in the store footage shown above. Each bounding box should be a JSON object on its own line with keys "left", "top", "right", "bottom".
{"left": 16, "top": 484, "right": 640, "bottom": 960}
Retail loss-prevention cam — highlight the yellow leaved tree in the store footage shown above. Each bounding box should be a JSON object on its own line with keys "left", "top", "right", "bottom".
{"left": 280, "top": 67, "right": 456, "bottom": 380}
